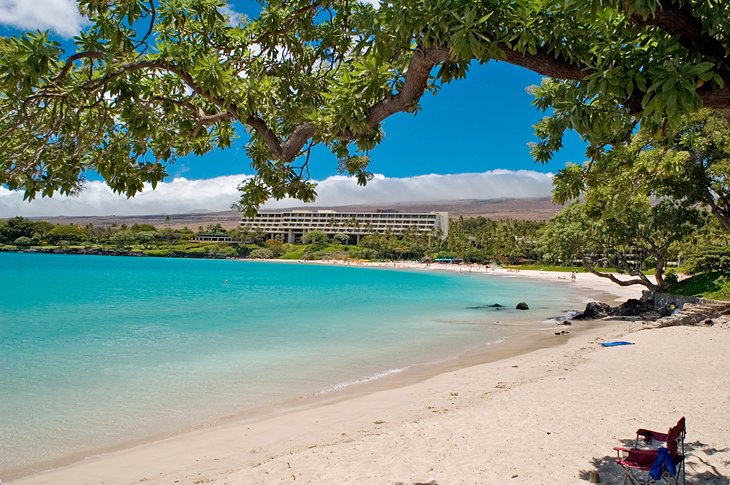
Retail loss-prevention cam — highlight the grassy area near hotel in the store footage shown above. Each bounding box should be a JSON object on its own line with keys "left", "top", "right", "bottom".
{"left": 671, "top": 272, "right": 730, "bottom": 300}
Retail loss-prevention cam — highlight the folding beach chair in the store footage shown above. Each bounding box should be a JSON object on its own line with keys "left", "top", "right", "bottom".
{"left": 614, "top": 417, "right": 686, "bottom": 484}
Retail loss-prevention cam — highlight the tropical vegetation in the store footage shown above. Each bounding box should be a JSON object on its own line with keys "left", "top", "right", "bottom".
{"left": 1, "top": 0, "right": 729, "bottom": 297}
{"left": 1, "top": 0, "right": 729, "bottom": 214}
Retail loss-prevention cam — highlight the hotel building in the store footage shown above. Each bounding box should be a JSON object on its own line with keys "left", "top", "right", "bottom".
{"left": 240, "top": 210, "right": 449, "bottom": 243}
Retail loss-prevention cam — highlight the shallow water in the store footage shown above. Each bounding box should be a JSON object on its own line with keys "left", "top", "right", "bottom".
{"left": 0, "top": 253, "right": 584, "bottom": 474}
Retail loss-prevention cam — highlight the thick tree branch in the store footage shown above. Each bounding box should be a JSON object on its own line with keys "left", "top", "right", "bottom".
{"left": 583, "top": 258, "right": 658, "bottom": 290}
{"left": 707, "top": 192, "right": 730, "bottom": 232}
{"left": 501, "top": 46, "right": 588, "bottom": 81}
{"left": 699, "top": 84, "right": 730, "bottom": 111}
{"left": 630, "top": 1, "right": 727, "bottom": 62}
{"left": 197, "top": 112, "right": 233, "bottom": 125}
{"left": 245, "top": 115, "right": 284, "bottom": 159}
{"left": 367, "top": 46, "right": 450, "bottom": 127}
{"left": 282, "top": 123, "right": 316, "bottom": 161}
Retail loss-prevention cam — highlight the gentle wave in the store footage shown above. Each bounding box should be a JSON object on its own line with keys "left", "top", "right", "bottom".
{"left": 484, "top": 338, "right": 506, "bottom": 345}
{"left": 542, "top": 310, "right": 581, "bottom": 324}
{"left": 319, "top": 368, "right": 408, "bottom": 394}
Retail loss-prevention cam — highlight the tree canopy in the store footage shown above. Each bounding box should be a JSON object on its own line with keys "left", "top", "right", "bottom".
{"left": 539, "top": 198, "right": 703, "bottom": 291}
{"left": 555, "top": 108, "right": 730, "bottom": 231}
{"left": 1, "top": 0, "right": 729, "bottom": 214}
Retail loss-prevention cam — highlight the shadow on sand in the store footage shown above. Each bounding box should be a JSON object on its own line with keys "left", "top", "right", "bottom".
{"left": 578, "top": 438, "right": 730, "bottom": 484}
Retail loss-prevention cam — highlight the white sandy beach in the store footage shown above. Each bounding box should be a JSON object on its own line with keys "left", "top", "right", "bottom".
{"left": 11, "top": 268, "right": 730, "bottom": 485}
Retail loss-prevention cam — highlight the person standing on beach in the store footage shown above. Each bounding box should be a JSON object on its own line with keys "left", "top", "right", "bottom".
{"left": 571, "top": 272, "right": 576, "bottom": 282}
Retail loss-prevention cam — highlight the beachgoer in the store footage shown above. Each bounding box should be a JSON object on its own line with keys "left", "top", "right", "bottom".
{"left": 571, "top": 272, "right": 576, "bottom": 282}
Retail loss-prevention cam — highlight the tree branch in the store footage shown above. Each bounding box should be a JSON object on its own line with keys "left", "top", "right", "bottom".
{"left": 366, "top": 46, "right": 450, "bottom": 128}
{"left": 282, "top": 123, "right": 316, "bottom": 161}
{"left": 500, "top": 46, "right": 588, "bottom": 81}
{"left": 252, "top": 1, "right": 323, "bottom": 49}
{"left": 627, "top": 0, "right": 730, "bottom": 116}
{"left": 629, "top": 1, "right": 727, "bottom": 62}
{"left": 53, "top": 51, "right": 105, "bottom": 81}
{"left": 699, "top": 84, "right": 730, "bottom": 112}
{"left": 133, "top": 0, "right": 156, "bottom": 50}
{"left": 245, "top": 115, "right": 284, "bottom": 159}
{"left": 583, "top": 258, "right": 658, "bottom": 290}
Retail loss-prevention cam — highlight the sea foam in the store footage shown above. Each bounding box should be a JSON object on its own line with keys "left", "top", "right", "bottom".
{"left": 319, "top": 368, "right": 408, "bottom": 394}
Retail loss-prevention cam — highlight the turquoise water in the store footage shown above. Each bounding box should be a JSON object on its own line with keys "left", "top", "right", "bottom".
{"left": 0, "top": 252, "right": 583, "bottom": 475}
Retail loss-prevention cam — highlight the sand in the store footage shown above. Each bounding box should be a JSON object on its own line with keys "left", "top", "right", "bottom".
{"left": 10, "top": 267, "right": 730, "bottom": 485}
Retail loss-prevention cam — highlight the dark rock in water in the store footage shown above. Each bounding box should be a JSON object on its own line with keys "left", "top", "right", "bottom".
{"left": 516, "top": 302, "right": 529, "bottom": 310}
{"left": 466, "top": 303, "right": 504, "bottom": 310}
{"left": 574, "top": 301, "right": 612, "bottom": 319}
{"left": 562, "top": 321, "right": 572, "bottom": 326}
{"left": 705, "top": 319, "right": 715, "bottom": 326}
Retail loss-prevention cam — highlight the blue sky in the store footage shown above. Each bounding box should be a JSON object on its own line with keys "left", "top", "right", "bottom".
{"left": 0, "top": 1, "right": 587, "bottom": 216}
{"left": 171, "top": 59, "right": 586, "bottom": 181}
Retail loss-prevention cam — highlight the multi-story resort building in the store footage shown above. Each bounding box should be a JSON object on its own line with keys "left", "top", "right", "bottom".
{"left": 240, "top": 210, "right": 449, "bottom": 244}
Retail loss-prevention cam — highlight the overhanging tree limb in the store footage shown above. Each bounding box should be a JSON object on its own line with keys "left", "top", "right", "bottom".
{"left": 628, "top": 1, "right": 727, "bottom": 62}
{"left": 583, "top": 258, "right": 660, "bottom": 291}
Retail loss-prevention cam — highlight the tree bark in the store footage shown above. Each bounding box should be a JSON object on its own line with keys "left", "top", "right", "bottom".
{"left": 583, "top": 258, "right": 660, "bottom": 292}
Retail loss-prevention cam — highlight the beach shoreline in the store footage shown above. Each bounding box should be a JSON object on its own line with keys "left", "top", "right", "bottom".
{"left": 9, "top": 264, "right": 730, "bottom": 484}
{"left": 255, "top": 258, "right": 648, "bottom": 303}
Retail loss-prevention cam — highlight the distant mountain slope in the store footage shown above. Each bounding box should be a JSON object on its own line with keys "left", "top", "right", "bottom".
{"left": 33, "top": 198, "right": 561, "bottom": 229}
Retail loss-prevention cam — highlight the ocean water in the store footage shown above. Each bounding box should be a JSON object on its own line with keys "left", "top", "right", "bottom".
{"left": 0, "top": 252, "right": 583, "bottom": 475}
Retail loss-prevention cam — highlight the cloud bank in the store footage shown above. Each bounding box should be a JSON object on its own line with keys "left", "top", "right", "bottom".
{"left": 0, "top": 170, "right": 554, "bottom": 218}
{"left": 0, "top": 0, "right": 84, "bottom": 37}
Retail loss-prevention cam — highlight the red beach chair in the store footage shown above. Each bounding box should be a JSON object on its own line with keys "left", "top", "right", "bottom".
{"left": 613, "top": 417, "right": 686, "bottom": 484}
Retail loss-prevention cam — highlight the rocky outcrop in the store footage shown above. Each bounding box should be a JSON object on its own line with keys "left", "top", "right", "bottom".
{"left": 653, "top": 300, "right": 730, "bottom": 328}
{"left": 575, "top": 302, "right": 612, "bottom": 319}
{"left": 573, "top": 294, "right": 665, "bottom": 321}
{"left": 516, "top": 302, "right": 529, "bottom": 310}
{"left": 573, "top": 291, "right": 730, "bottom": 327}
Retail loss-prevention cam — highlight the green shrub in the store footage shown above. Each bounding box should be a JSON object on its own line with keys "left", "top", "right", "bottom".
{"left": 264, "top": 239, "right": 285, "bottom": 257}
{"left": 302, "top": 230, "right": 329, "bottom": 244}
{"left": 665, "top": 269, "right": 679, "bottom": 285}
{"left": 249, "top": 248, "right": 274, "bottom": 259}
{"left": 642, "top": 256, "right": 657, "bottom": 270}
{"left": 183, "top": 246, "right": 208, "bottom": 256}
{"left": 14, "top": 236, "right": 33, "bottom": 246}
{"left": 348, "top": 247, "right": 379, "bottom": 260}
{"left": 143, "top": 249, "right": 173, "bottom": 257}
{"left": 47, "top": 225, "right": 89, "bottom": 244}
{"left": 209, "top": 245, "right": 239, "bottom": 257}
{"left": 684, "top": 245, "right": 730, "bottom": 273}
{"left": 281, "top": 246, "right": 306, "bottom": 260}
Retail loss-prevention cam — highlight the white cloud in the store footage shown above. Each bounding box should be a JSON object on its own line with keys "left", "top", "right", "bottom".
{"left": 0, "top": 0, "right": 84, "bottom": 37}
{"left": 219, "top": 3, "right": 242, "bottom": 25}
{"left": 0, "top": 175, "right": 245, "bottom": 218}
{"left": 279, "top": 170, "right": 553, "bottom": 208}
{"left": 0, "top": 170, "right": 554, "bottom": 218}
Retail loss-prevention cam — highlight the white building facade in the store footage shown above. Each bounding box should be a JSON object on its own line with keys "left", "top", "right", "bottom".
{"left": 240, "top": 210, "right": 449, "bottom": 243}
